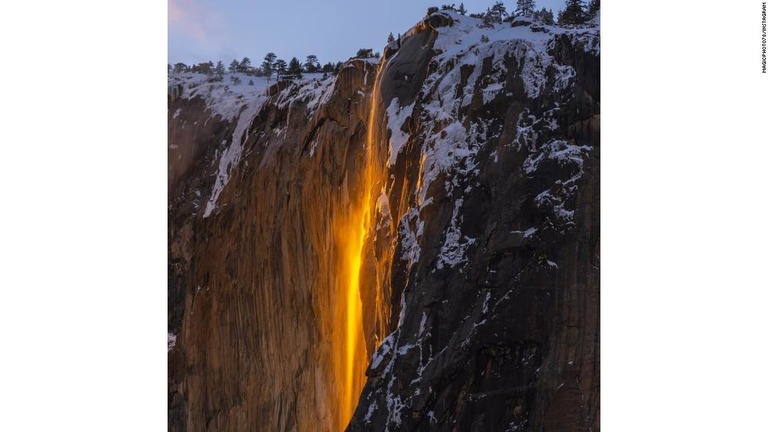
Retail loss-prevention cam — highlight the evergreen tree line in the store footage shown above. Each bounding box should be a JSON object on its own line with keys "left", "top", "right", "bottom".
{"left": 436, "top": 0, "right": 599, "bottom": 26}
{"left": 170, "top": 53, "right": 344, "bottom": 81}
{"left": 169, "top": 1, "right": 602, "bottom": 79}
{"left": 557, "top": 0, "right": 599, "bottom": 26}
{"left": 258, "top": 53, "right": 341, "bottom": 79}
{"left": 171, "top": 46, "right": 388, "bottom": 81}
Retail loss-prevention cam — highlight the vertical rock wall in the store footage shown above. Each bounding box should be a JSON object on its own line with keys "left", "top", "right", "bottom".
{"left": 169, "top": 60, "right": 386, "bottom": 432}
{"left": 349, "top": 12, "right": 600, "bottom": 432}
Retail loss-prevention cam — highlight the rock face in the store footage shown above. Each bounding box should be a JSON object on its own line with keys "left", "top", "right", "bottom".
{"left": 169, "top": 58, "right": 386, "bottom": 432}
{"left": 169, "top": 10, "right": 599, "bottom": 432}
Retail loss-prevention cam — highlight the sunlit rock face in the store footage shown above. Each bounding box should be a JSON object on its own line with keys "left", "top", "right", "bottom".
{"left": 169, "top": 10, "right": 599, "bottom": 432}
{"left": 168, "top": 59, "right": 386, "bottom": 432}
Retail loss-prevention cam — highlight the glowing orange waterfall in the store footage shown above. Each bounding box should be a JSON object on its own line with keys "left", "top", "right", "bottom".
{"left": 337, "top": 61, "right": 384, "bottom": 430}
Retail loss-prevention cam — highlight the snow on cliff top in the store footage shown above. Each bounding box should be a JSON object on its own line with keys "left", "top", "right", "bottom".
{"left": 428, "top": 10, "right": 599, "bottom": 59}
{"left": 168, "top": 72, "right": 332, "bottom": 217}
{"left": 168, "top": 72, "right": 327, "bottom": 121}
{"left": 384, "top": 9, "right": 600, "bottom": 175}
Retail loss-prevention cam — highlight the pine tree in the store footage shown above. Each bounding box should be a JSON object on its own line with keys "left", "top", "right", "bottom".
{"left": 261, "top": 52, "right": 276, "bottom": 80}
{"left": 274, "top": 59, "right": 287, "bottom": 77}
{"left": 229, "top": 59, "right": 239, "bottom": 73}
{"left": 173, "top": 62, "right": 189, "bottom": 74}
{"left": 516, "top": 0, "right": 535, "bottom": 17}
{"left": 586, "top": 0, "right": 599, "bottom": 19}
{"left": 288, "top": 57, "right": 303, "bottom": 77}
{"left": 304, "top": 55, "right": 319, "bottom": 73}
{"left": 387, "top": 32, "right": 395, "bottom": 44}
{"left": 542, "top": 8, "right": 555, "bottom": 25}
{"left": 558, "top": 0, "right": 586, "bottom": 25}
{"left": 487, "top": 2, "right": 508, "bottom": 22}
{"left": 533, "top": 7, "right": 554, "bottom": 24}
{"left": 355, "top": 48, "right": 373, "bottom": 58}
{"left": 214, "top": 61, "right": 225, "bottom": 79}
{"left": 239, "top": 57, "right": 251, "bottom": 72}
{"left": 193, "top": 62, "right": 212, "bottom": 74}
{"left": 458, "top": 2, "right": 467, "bottom": 15}
{"left": 481, "top": 14, "right": 492, "bottom": 27}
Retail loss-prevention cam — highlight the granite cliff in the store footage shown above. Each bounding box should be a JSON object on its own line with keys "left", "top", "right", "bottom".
{"left": 169, "top": 10, "right": 599, "bottom": 432}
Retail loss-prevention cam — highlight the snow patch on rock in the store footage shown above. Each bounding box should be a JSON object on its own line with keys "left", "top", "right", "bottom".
{"left": 168, "top": 332, "right": 177, "bottom": 352}
{"left": 385, "top": 98, "right": 415, "bottom": 166}
{"left": 437, "top": 198, "right": 476, "bottom": 270}
{"left": 203, "top": 99, "right": 266, "bottom": 217}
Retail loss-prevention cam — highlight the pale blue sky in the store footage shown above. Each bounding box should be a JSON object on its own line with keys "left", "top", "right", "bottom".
{"left": 169, "top": 0, "right": 566, "bottom": 66}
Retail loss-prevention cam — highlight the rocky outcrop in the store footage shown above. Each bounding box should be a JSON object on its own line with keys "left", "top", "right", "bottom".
{"left": 169, "top": 10, "right": 599, "bottom": 432}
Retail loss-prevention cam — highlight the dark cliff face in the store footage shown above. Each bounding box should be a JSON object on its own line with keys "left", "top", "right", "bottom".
{"left": 169, "top": 10, "right": 599, "bottom": 432}
{"left": 349, "top": 12, "right": 599, "bottom": 431}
